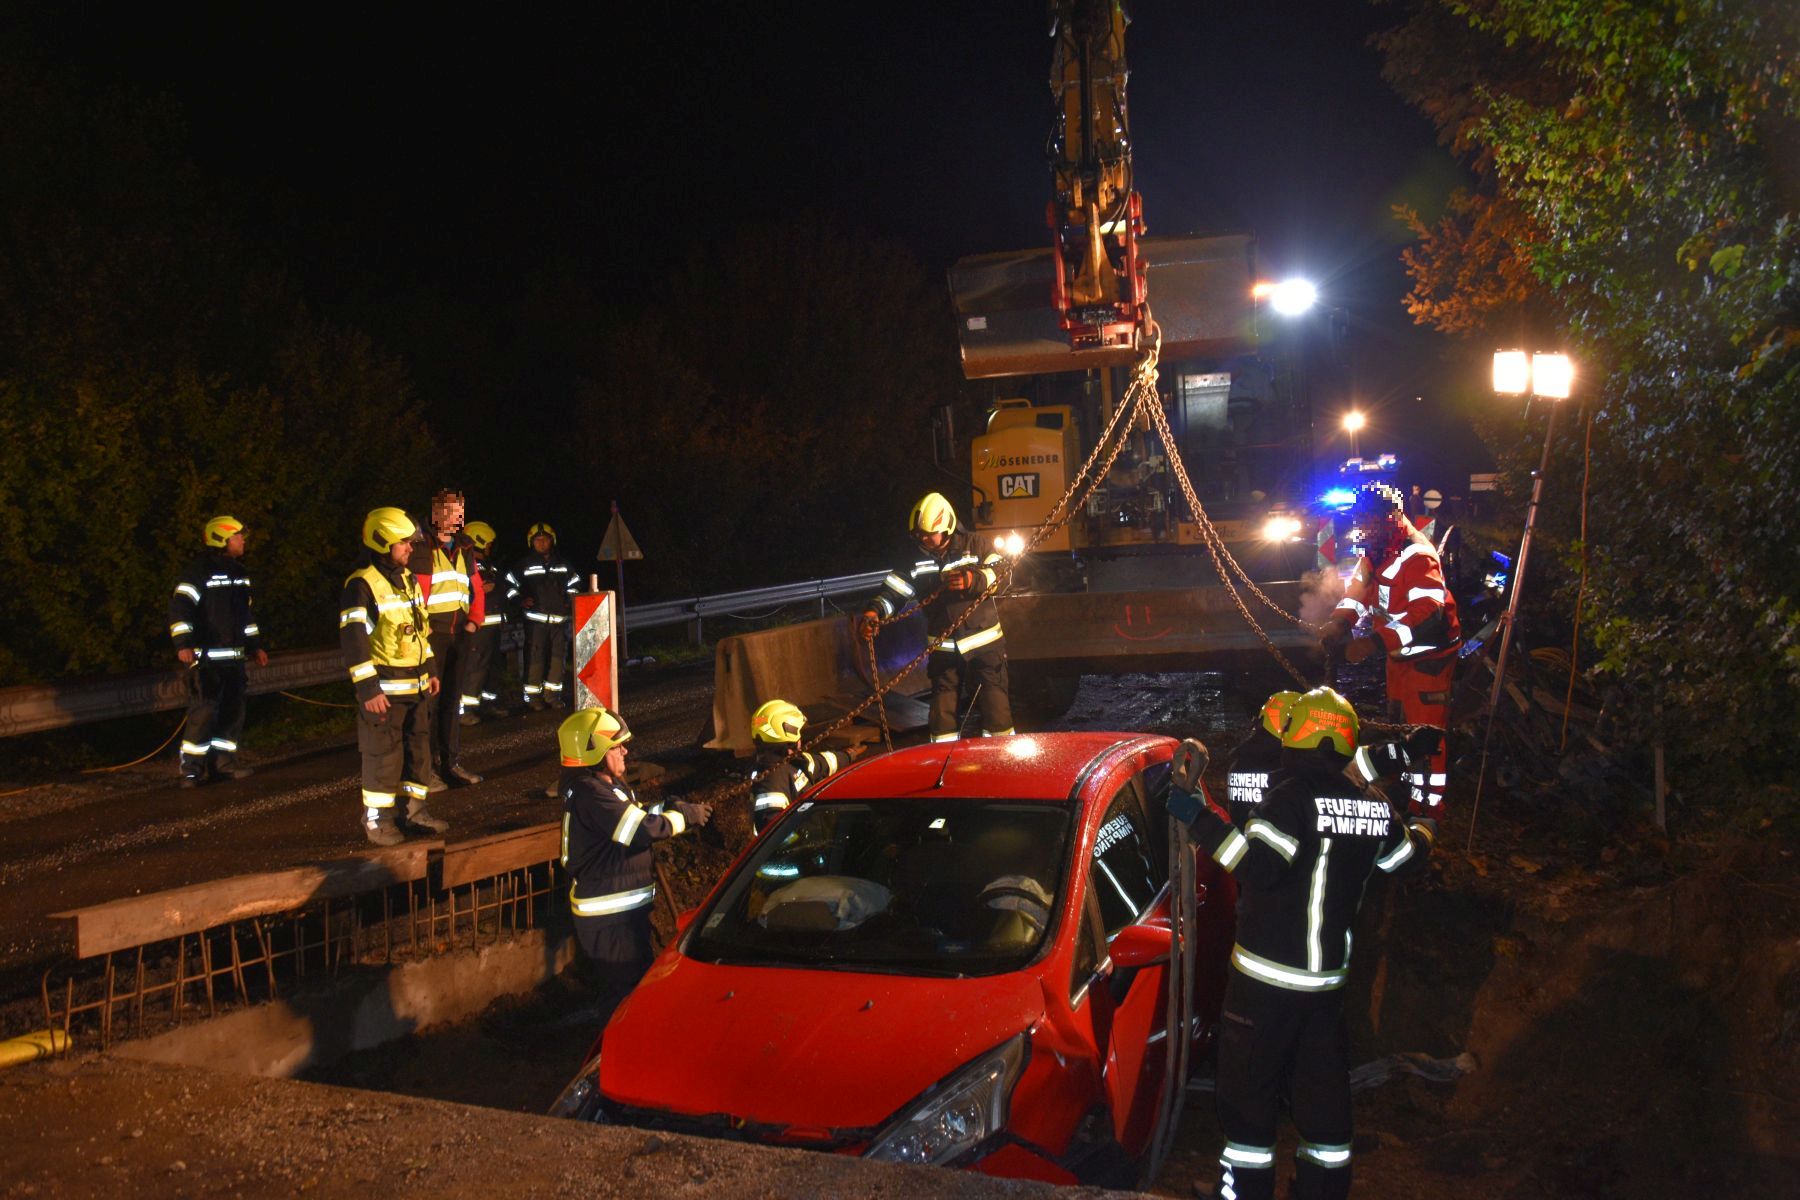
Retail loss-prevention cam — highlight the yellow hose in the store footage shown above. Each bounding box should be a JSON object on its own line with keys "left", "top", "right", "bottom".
{"left": 0, "top": 1029, "right": 71, "bottom": 1068}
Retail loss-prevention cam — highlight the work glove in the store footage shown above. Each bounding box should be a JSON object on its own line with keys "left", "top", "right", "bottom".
{"left": 1345, "top": 635, "right": 1382, "bottom": 664}
{"left": 1349, "top": 741, "right": 1409, "bottom": 785}
{"left": 856, "top": 611, "right": 881, "bottom": 641}
{"left": 680, "top": 801, "right": 713, "bottom": 828}
{"left": 1165, "top": 738, "right": 1211, "bottom": 825}
{"left": 942, "top": 568, "right": 977, "bottom": 592}
{"left": 1403, "top": 726, "right": 1445, "bottom": 763}
{"left": 1319, "top": 618, "right": 1352, "bottom": 650}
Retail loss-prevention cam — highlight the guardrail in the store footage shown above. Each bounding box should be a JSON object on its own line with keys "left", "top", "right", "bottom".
{"left": 0, "top": 570, "right": 887, "bottom": 738}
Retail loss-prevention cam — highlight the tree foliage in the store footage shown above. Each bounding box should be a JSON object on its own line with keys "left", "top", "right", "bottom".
{"left": 1377, "top": 0, "right": 1800, "bottom": 780}
{"left": 0, "top": 63, "right": 436, "bottom": 684}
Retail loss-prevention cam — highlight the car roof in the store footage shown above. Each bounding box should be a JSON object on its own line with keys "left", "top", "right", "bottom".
{"left": 809, "top": 732, "right": 1172, "bottom": 804}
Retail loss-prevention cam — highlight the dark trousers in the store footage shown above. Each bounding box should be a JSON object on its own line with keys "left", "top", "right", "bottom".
{"left": 179, "top": 661, "right": 247, "bottom": 779}
{"left": 1214, "top": 972, "right": 1354, "bottom": 1200}
{"left": 524, "top": 618, "right": 570, "bottom": 705}
{"left": 460, "top": 623, "right": 504, "bottom": 713}
{"left": 427, "top": 625, "right": 467, "bottom": 771}
{"left": 926, "top": 643, "right": 1012, "bottom": 740}
{"left": 574, "top": 907, "right": 655, "bottom": 989}
{"left": 356, "top": 691, "right": 432, "bottom": 815}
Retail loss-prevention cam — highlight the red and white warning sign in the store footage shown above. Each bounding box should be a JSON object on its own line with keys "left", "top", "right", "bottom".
{"left": 572, "top": 591, "right": 620, "bottom": 713}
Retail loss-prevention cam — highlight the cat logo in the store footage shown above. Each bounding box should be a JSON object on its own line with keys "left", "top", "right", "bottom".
{"left": 999, "top": 473, "right": 1040, "bottom": 499}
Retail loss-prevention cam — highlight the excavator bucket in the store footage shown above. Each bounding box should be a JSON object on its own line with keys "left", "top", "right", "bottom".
{"left": 948, "top": 232, "right": 1260, "bottom": 379}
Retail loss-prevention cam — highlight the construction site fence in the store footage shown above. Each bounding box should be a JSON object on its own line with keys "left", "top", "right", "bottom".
{"left": 0, "top": 570, "right": 888, "bottom": 737}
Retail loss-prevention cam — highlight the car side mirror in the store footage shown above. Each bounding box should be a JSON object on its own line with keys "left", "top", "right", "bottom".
{"left": 675, "top": 907, "right": 700, "bottom": 935}
{"left": 1108, "top": 920, "right": 1172, "bottom": 970}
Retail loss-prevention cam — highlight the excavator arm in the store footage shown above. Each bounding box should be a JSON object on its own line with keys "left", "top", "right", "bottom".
{"left": 1046, "top": 0, "right": 1147, "bottom": 353}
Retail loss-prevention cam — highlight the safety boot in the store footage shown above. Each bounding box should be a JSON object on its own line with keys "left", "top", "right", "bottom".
{"left": 447, "top": 764, "right": 483, "bottom": 786}
{"left": 404, "top": 799, "right": 451, "bottom": 834}
{"left": 459, "top": 712, "right": 481, "bottom": 727}
{"left": 212, "top": 764, "right": 254, "bottom": 781}
{"left": 363, "top": 806, "right": 404, "bottom": 847}
{"left": 425, "top": 765, "right": 448, "bottom": 793}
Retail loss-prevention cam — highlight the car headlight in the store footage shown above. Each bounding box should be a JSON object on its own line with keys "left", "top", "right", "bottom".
{"left": 863, "top": 1033, "right": 1029, "bottom": 1167}
{"left": 1261, "top": 515, "right": 1303, "bottom": 542}
{"left": 548, "top": 1053, "right": 607, "bottom": 1122}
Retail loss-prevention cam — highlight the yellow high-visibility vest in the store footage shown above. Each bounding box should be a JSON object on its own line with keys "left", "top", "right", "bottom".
{"left": 349, "top": 566, "right": 431, "bottom": 667}
{"left": 424, "top": 544, "right": 471, "bottom": 616}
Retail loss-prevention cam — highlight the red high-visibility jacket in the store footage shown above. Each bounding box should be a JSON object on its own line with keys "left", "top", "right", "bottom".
{"left": 1333, "top": 527, "right": 1461, "bottom": 661}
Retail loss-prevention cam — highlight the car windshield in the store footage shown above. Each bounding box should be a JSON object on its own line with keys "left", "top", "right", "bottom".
{"left": 685, "top": 799, "right": 1073, "bottom": 977}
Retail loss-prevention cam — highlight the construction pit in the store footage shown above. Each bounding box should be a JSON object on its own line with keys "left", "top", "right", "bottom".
{"left": 2, "top": 665, "right": 1795, "bottom": 1199}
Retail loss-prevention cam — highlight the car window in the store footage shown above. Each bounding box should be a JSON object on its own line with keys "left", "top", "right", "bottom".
{"left": 685, "top": 799, "right": 1073, "bottom": 977}
{"left": 1089, "top": 780, "right": 1159, "bottom": 937}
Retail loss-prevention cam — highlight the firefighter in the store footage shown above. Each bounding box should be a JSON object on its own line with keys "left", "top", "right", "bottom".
{"left": 1223, "top": 690, "right": 1298, "bottom": 827}
{"left": 506, "top": 522, "right": 579, "bottom": 710}
{"left": 747, "top": 699, "right": 855, "bottom": 836}
{"left": 340, "top": 507, "right": 450, "bottom": 846}
{"left": 858, "top": 492, "right": 1013, "bottom": 742}
{"left": 1320, "top": 482, "right": 1461, "bottom": 815}
{"left": 557, "top": 707, "right": 711, "bottom": 992}
{"left": 1166, "top": 688, "right": 1440, "bottom": 1200}
{"left": 409, "top": 489, "right": 482, "bottom": 787}
{"left": 458, "top": 520, "right": 507, "bottom": 726}
{"left": 168, "top": 515, "right": 269, "bottom": 787}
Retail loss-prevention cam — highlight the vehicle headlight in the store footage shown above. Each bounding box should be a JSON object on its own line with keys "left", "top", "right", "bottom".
{"left": 863, "top": 1033, "right": 1029, "bottom": 1167}
{"left": 1261, "top": 515, "right": 1303, "bottom": 542}
{"left": 548, "top": 1053, "right": 607, "bottom": 1122}
{"left": 993, "top": 532, "right": 1027, "bottom": 556}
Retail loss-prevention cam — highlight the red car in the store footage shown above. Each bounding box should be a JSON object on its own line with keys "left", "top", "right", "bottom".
{"left": 551, "top": 732, "right": 1236, "bottom": 1186}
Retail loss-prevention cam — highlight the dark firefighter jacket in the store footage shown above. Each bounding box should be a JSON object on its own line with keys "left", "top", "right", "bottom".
{"left": 750, "top": 748, "right": 850, "bottom": 835}
{"left": 169, "top": 551, "right": 262, "bottom": 659}
{"left": 1185, "top": 745, "right": 1435, "bottom": 993}
{"left": 506, "top": 552, "right": 580, "bottom": 624}
{"left": 338, "top": 554, "right": 438, "bottom": 705}
{"left": 560, "top": 769, "right": 703, "bottom": 919}
{"left": 1224, "top": 726, "right": 1283, "bottom": 829}
{"left": 868, "top": 529, "right": 1005, "bottom": 654}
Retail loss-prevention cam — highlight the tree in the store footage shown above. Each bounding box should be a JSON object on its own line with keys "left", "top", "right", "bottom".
{"left": 1376, "top": 0, "right": 1800, "bottom": 783}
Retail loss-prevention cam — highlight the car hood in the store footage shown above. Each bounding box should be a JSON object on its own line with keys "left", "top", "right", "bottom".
{"left": 598, "top": 953, "right": 1046, "bottom": 1132}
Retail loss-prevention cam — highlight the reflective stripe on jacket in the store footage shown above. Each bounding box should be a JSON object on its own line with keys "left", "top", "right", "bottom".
{"left": 340, "top": 561, "right": 435, "bottom": 703}
{"left": 169, "top": 551, "right": 260, "bottom": 655}
{"left": 868, "top": 529, "right": 1005, "bottom": 649}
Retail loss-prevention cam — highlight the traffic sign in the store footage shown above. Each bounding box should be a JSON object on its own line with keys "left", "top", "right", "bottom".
{"left": 598, "top": 510, "right": 643, "bottom": 561}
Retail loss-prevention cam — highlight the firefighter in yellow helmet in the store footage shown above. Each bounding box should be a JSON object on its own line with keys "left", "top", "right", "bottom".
{"left": 168, "top": 515, "right": 269, "bottom": 786}
{"left": 340, "top": 507, "right": 449, "bottom": 846}
{"left": 457, "top": 520, "right": 507, "bottom": 726}
{"left": 859, "top": 493, "right": 1014, "bottom": 742}
{"left": 557, "top": 707, "right": 710, "bottom": 994}
{"left": 506, "top": 522, "right": 579, "bottom": 709}
{"left": 408, "top": 488, "right": 483, "bottom": 788}
{"left": 1222, "top": 690, "right": 1300, "bottom": 827}
{"left": 1163, "top": 688, "right": 1442, "bottom": 1200}
{"left": 747, "top": 699, "right": 857, "bottom": 836}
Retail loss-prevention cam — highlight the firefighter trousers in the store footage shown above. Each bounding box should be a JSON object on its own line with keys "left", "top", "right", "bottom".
{"left": 926, "top": 642, "right": 1012, "bottom": 741}
{"left": 427, "top": 624, "right": 467, "bottom": 772}
{"left": 1214, "top": 972, "right": 1354, "bottom": 1200}
{"left": 356, "top": 692, "right": 432, "bottom": 814}
{"left": 574, "top": 907, "right": 655, "bottom": 990}
{"left": 1384, "top": 652, "right": 1455, "bottom": 815}
{"left": 459, "top": 623, "right": 504, "bottom": 713}
{"left": 524, "top": 620, "right": 570, "bottom": 705}
{"left": 179, "top": 661, "right": 247, "bottom": 780}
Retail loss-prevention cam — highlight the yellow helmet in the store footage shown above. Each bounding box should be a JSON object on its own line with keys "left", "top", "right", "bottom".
{"left": 908, "top": 492, "right": 957, "bottom": 536}
{"left": 203, "top": 515, "right": 245, "bottom": 548}
{"left": 362, "top": 507, "right": 418, "bottom": 553}
{"left": 464, "top": 521, "right": 497, "bottom": 552}
{"left": 1260, "top": 690, "right": 1300, "bottom": 738}
{"left": 1280, "top": 686, "right": 1359, "bottom": 756}
{"left": 557, "top": 706, "right": 632, "bottom": 767}
{"left": 751, "top": 699, "right": 806, "bottom": 745}
{"left": 528, "top": 522, "right": 557, "bottom": 547}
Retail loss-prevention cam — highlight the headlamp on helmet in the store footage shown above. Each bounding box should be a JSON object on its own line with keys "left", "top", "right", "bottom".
{"left": 751, "top": 699, "right": 806, "bottom": 745}
{"left": 1260, "top": 690, "right": 1300, "bottom": 738}
{"left": 203, "top": 515, "right": 245, "bottom": 548}
{"left": 908, "top": 492, "right": 958, "bottom": 538}
{"left": 1280, "top": 687, "right": 1359, "bottom": 757}
{"left": 558, "top": 707, "right": 632, "bottom": 767}
{"left": 362, "top": 507, "right": 419, "bottom": 553}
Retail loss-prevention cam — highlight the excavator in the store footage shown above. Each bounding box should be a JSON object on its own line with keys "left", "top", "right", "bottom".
{"left": 707, "top": 1, "right": 1323, "bottom": 752}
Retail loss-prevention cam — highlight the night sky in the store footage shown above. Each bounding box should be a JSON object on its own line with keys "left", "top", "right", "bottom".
{"left": 24, "top": 0, "right": 1488, "bottom": 483}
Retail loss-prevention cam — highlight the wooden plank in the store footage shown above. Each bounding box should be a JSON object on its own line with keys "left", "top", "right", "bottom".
{"left": 439, "top": 823, "right": 562, "bottom": 890}
{"left": 48, "top": 843, "right": 436, "bottom": 959}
